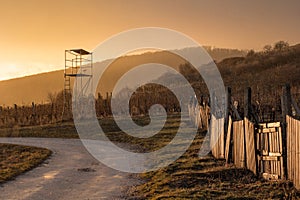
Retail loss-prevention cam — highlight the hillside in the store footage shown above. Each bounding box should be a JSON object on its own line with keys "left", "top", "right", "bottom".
{"left": 0, "top": 70, "right": 64, "bottom": 106}
{"left": 218, "top": 43, "right": 300, "bottom": 104}
{"left": 137, "top": 42, "right": 300, "bottom": 111}
{"left": 0, "top": 47, "right": 246, "bottom": 106}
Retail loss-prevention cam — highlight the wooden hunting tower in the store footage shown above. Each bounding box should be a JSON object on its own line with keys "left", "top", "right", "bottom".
{"left": 62, "top": 49, "right": 93, "bottom": 120}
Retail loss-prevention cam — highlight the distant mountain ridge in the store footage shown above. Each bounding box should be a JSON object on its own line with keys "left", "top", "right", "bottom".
{"left": 0, "top": 46, "right": 247, "bottom": 106}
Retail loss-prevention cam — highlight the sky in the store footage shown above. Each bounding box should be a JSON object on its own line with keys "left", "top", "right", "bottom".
{"left": 0, "top": 0, "right": 299, "bottom": 81}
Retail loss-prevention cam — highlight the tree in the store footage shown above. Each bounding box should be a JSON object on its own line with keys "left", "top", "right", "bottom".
{"left": 273, "top": 41, "right": 289, "bottom": 51}
{"left": 47, "top": 92, "right": 57, "bottom": 105}
{"left": 246, "top": 49, "right": 255, "bottom": 57}
{"left": 263, "top": 44, "right": 272, "bottom": 53}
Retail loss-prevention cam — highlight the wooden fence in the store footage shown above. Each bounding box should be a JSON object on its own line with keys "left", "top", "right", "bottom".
{"left": 212, "top": 115, "right": 294, "bottom": 182}
{"left": 287, "top": 115, "right": 300, "bottom": 190}
{"left": 188, "top": 85, "right": 300, "bottom": 190}
{"left": 229, "top": 118, "right": 286, "bottom": 179}
{"left": 0, "top": 92, "right": 113, "bottom": 128}
{"left": 188, "top": 103, "right": 209, "bottom": 130}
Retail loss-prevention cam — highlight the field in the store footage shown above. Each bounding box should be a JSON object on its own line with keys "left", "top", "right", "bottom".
{"left": 0, "top": 143, "right": 52, "bottom": 184}
{"left": 1, "top": 114, "right": 299, "bottom": 199}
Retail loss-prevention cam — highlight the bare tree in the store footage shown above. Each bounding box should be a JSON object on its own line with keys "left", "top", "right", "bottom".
{"left": 47, "top": 92, "right": 57, "bottom": 105}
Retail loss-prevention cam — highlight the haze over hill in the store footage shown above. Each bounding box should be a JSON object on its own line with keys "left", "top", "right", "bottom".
{"left": 0, "top": 46, "right": 246, "bottom": 106}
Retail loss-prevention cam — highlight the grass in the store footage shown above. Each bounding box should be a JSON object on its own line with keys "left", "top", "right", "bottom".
{"left": 0, "top": 121, "right": 78, "bottom": 138}
{"left": 0, "top": 114, "right": 180, "bottom": 143}
{"left": 0, "top": 143, "right": 52, "bottom": 184}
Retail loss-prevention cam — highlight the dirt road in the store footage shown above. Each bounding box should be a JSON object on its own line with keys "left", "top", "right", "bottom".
{"left": 0, "top": 138, "right": 138, "bottom": 200}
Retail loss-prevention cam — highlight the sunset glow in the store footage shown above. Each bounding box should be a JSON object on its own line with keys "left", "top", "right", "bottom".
{"left": 0, "top": 0, "right": 299, "bottom": 80}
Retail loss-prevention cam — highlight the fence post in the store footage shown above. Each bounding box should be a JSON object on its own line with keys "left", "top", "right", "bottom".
{"left": 14, "top": 104, "right": 18, "bottom": 125}
{"left": 282, "top": 84, "right": 292, "bottom": 118}
{"left": 281, "top": 84, "right": 292, "bottom": 179}
{"left": 225, "top": 87, "right": 232, "bottom": 136}
{"left": 244, "top": 87, "right": 251, "bottom": 119}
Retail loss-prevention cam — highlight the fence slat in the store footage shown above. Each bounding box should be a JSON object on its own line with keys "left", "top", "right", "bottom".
{"left": 287, "top": 115, "right": 300, "bottom": 190}
{"left": 225, "top": 116, "right": 232, "bottom": 162}
{"left": 233, "top": 120, "right": 245, "bottom": 168}
{"left": 210, "top": 115, "right": 225, "bottom": 159}
{"left": 245, "top": 118, "right": 257, "bottom": 174}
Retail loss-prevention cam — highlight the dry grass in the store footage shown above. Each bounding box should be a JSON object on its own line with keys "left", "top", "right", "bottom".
{"left": 0, "top": 121, "right": 78, "bottom": 138}
{"left": 0, "top": 143, "right": 52, "bottom": 184}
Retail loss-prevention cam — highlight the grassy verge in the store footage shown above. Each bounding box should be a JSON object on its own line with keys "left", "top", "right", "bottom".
{"left": 0, "top": 143, "right": 52, "bottom": 184}
{"left": 0, "top": 115, "right": 178, "bottom": 140}
{"left": 0, "top": 121, "right": 78, "bottom": 138}
{"left": 0, "top": 116, "right": 153, "bottom": 139}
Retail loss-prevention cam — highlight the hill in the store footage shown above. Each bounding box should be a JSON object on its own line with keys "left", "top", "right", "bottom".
{"left": 0, "top": 47, "right": 246, "bottom": 106}
{"left": 137, "top": 42, "right": 300, "bottom": 111}
{"left": 0, "top": 70, "right": 64, "bottom": 106}
{"left": 218, "top": 43, "right": 300, "bottom": 104}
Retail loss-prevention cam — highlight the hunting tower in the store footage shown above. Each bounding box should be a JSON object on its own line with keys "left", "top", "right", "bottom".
{"left": 62, "top": 49, "right": 93, "bottom": 120}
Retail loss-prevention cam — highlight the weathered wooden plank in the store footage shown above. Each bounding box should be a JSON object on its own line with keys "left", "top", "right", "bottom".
{"left": 295, "top": 118, "right": 298, "bottom": 189}
{"left": 275, "top": 130, "right": 279, "bottom": 176}
{"left": 225, "top": 115, "right": 232, "bottom": 162}
{"left": 219, "top": 117, "right": 225, "bottom": 158}
{"left": 295, "top": 116, "right": 300, "bottom": 190}
{"left": 286, "top": 115, "right": 300, "bottom": 190}
{"left": 287, "top": 116, "right": 291, "bottom": 180}
{"left": 291, "top": 117, "right": 295, "bottom": 181}
{"left": 267, "top": 122, "right": 281, "bottom": 128}
{"left": 268, "top": 152, "right": 282, "bottom": 157}
{"left": 262, "top": 156, "right": 280, "bottom": 161}
{"left": 258, "top": 127, "right": 277, "bottom": 133}
{"left": 233, "top": 120, "right": 245, "bottom": 168}
{"left": 271, "top": 128, "right": 279, "bottom": 175}
{"left": 262, "top": 173, "right": 279, "bottom": 180}
{"left": 278, "top": 126, "right": 285, "bottom": 179}
{"left": 245, "top": 118, "right": 257, "bottom": 174}
{"left": 269, "top": 130, "right": 274, "bottom": 174}
{"left": 259, "top": 123, "right": 267, "bottom": 129}
{"left": 259, "top": 151, "right": 282, "bottom": 157}
{"left": 210, "top": 115, "right": 225, "bottom": 159}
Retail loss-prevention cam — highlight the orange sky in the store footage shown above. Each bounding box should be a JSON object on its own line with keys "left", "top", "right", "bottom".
{"left": 0, "top": 0, "right": 299, "bottom": 81}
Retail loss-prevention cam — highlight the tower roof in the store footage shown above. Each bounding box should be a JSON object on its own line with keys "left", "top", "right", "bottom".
{"left": 69, "top": 49, "right": 91, "bottom": 55}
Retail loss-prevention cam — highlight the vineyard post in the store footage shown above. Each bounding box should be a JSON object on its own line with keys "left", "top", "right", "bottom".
{"left": 281, "top": 83, "right": 292, "bottom": 179}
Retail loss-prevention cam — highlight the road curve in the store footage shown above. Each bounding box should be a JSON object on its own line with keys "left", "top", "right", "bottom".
{"left": 0, "top": 138, "right": 139, "bottom": 200}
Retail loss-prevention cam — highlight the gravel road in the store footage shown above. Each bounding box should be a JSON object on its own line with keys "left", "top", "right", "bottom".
{"left": 0, "top": 138, "right": 139, "bottom": 200}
